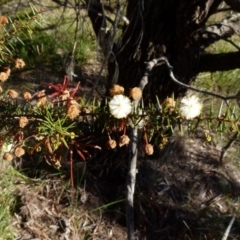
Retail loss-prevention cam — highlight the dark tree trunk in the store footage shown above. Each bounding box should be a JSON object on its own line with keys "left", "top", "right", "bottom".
{"left": 88, "top": 0, "right": 223, "bottom": 101}
{"left": 113, "top": 0, "right": 222, "bottom": 101}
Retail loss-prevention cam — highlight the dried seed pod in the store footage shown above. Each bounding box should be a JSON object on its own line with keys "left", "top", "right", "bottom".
{"left": 23, "top": 92, "right": 32, "bottom": 101}
{"left": 67, "top": 104, "right": 81, "bottom": 119}
{"left": 129, "top": 87, "right": 142, "bottom": 100}
{"left": 36, "top": 91, "right": 47, "bottom": 107}
{"left": 7, "top": 89, "right": 18, "bottom": 98}
{"left": 59, "top": 90, "right": 70, "bottom": 101}
{"left": 109, "top": 84, "right": 124, "bottom": 96}
{"left": 3, "top": 152, "right": 13, "bottom": 161}
{"left": 19, "top": 116, "right": 29, "bottom": 128}
{"left": 15, "top": 58, "right": 25, "bottom": 69}
{"left": 162, "top": 97, "right": 176, "bottom": 109}
{"left": 14, "top": 147, "right": 25, "bottom": 157}
{"left": 0, "top": 16, "right": 8, "bottom": 25}
{"left": 145, "top": 144, "right": 154, "bottom": 155}
{"left": 0, "top": 72, "right": 8, "bottom": 82}
{"left": 119, "top": 135, "right": 130, "bottom": 147}
{"left": 107, "top": 139, "right": 117, "bottom": 149}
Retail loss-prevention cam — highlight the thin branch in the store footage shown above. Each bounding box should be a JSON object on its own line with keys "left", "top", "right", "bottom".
{"left": 134, "top": 59, "right": 161, "bottom": 108}
{"left": 224, "top": 38, "right": 240, "bottom": 51}
{"left": 126, "top": 58, "right": 160, "bottom": 240}
{"left": 87, "top": 0, "right": 122, "bottom": 95}
{"left": 126, "top": 127, "right": 138, "bottom": 240}
{"left": 159, "top": 56, "right": 240, "bottom": 102}
{"left": 222, "top": 216, "right": 235, "bottom": 240}
{"left": 201, "top": 12, "right": 240, "bottom": 50}
{"left": 201, "top": 19, "right": 240, "bottom": 48}
{"left": 219, "top": 132, "right": 238, "bottom": 165}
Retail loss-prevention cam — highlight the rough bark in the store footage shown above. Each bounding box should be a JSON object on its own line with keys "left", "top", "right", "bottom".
{"left": 87, "top": 0, "right": 240, "bottom": 101}
{"left": 111, "top": 0, "right": 222, "bottom": 101}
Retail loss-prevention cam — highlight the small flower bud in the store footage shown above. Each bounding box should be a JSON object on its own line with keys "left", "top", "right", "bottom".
{"left": 19, "top": 116, "right": 29, "bottom": 128}
{"left": 67, "top": 104, "right": 81, "bottom": 119}
{"left": 145, "top": 144, "right": 154, "bottom": 155}
{"left": 14, "top": 147, "right": 25, "bottom": 157}
{"left": 59, "top": 90, "right": 70, "bottom": 101}
{"left": 107, "top": 139, "right": 117, "bottom": 149}
{"left": 162, "top": 97, "right": 176, "bottom": 109}
{"left": 0, "top": 72, "right": 8, "bottom": 82}
{"left": 119, "top": 135, "right": 130, "bottom": 147}
{"left": 15, "top": 58, "right": 25, "bottom": 69}
{"left": 36, "top": 91, "right": 47, "bottom": 107}
{"left": 3, "top": 152, "right": 13, "bottom": 161}
{"left": 129, "top": 87, "right": 142, "bottom": 100}
{"left": 0, "top": 16, "right": 8, "bottom": 25}
{"left": 7, "top": 89, "right": 18, "bottom": 98}
{"left": 23, "top": 92, "right": 32, "bottom": 101}
{"left": 109, "top": 84, "right": 124, "bottom": 96}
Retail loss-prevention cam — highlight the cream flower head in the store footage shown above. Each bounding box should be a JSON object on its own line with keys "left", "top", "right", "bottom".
{"left": 179, "top": 95, "right": 202, "bottom": 119}
{"left": 109, "top": 94, "right": 132, "bottom": 119}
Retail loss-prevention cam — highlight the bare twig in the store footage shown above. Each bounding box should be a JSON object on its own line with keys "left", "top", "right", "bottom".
{"left": 126, "top": 58, "right": 160, "bottom": 240}
{"left": 90, "top": 0, "right": 122, "bottom": 92}
{"left": 159, "top": 56, "right": 240, "bottom": 102}
{"left": 219, "top": 132, "right": 238, "bottom": 165}
{"left": 126, "top": 127, "right": 138, "bottom": 240}
{"left": 222, "top": 216, "right": 235, "bottom": 240}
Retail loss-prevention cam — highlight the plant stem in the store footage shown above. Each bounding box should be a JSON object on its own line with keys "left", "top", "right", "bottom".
{"left": 126, "top": 127, "right": 138, "bottom": 240}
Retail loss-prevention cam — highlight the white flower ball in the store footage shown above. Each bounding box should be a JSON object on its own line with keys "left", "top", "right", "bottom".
{"left": 109, "top": 94, "right": 132, "bottom": 119}
{"left": 180, "top": 95, "right": 202, "bottom": 119}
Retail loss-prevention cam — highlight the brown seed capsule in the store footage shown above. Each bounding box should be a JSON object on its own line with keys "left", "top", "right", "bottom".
{"left": 0, "top": 86, "right": 3, "bottom": 93}
{"left": 15, "top": 58, "right": 25, "bottom": 69}
{"left": 107, "top": 139, "right": 117, "bottom": 149}
{"left": 0, "top": 16, "right": 8, "bottom": 25}
{"left": 36, "top": 91, "right": 47, "bottom": 107}
{"left": 162, "top": 97, "right": 176, "bottom": 109}
{"left": 3, "top": 152, "right": 13, "bottom": 161}
{"left": 67, "top": 104, "right": 81, "bottom": 119}
{"left": 129, "top": 87, "right": 142, "bottom": 100}
{"left": 7, "top": 89, "right": 18, "bottom": 98}
{"left": 119, "top": 135, "right": 130, "bottom": 147}
{"left": 59, "top": 90, "right": 70, "bottom": 101}
{"left": 0, "top": 72, "right": 8, "bottom": 82}
{"left": 23, "top": 92, "right": 32, "bottom": 101}
{"left": 14, "top": 147, "right": 25, "bottom": 157}
{"left": 19, "top": 116, "right": 29, "bottom": 128}
{"left": 145, "top": 144, "right": 154, "bottom": 155}
{"left": 109, "top": 84, "right": 124, "bottom": 97}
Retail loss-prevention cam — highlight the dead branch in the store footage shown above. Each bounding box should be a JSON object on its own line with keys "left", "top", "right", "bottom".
{"left": 201, "top": 16, "right": 240, "bottom": 48}
{"left": 126, "top": 127, "right": 138, "bottom": 240}
{"left": 222, "top": 216, "right": 235, "bottom": 240}
{"left": 158, "top": 56, "right": 240, "bottom": 102}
